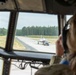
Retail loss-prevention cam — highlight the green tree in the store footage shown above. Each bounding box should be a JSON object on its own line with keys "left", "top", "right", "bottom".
{"left": 22, "top": 27, "right": 26, "bottom": 36}
{"left": 16, "top": 29, "right": 22, "bottom": 36}
{"left": 0, "top": 28, "right": 7, "bottom": 35}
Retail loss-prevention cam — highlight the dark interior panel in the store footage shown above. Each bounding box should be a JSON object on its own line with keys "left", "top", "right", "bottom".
{"left": 45, "top": 0, "right": 76, "bottom": 14}
{"left": 0, "top": 0, "right": 76, "bottom": 14}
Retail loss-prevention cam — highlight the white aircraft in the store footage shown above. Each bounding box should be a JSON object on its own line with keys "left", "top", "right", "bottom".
{"left": 38, "top": 38, "right": 49, "bottom": 46}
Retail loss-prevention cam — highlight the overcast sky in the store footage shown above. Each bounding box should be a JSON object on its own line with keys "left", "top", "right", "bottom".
{"left": 0, "top": 12, "right": 72, "bottom": 29}
{"left": 17, "top": 12, "right": 58, "bottom": 29}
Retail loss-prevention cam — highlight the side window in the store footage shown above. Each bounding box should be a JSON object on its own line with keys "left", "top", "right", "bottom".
{"left": 0, "top": 12, "right": 10, "bottom": 75}
{"left": 0, "top": 12, "right": 10, "bottom": 48}
{"left": 13, "top": 12, "right": 58, "bottom": 53}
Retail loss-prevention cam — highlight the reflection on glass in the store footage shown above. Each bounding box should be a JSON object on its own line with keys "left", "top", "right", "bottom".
{"left": 10, "top": 60, "right": 42, "bottom": 75}
{"left": 0, "top": 12, "right": 10, "bottom": 48}
{"left": 13, "top": 12, "right": 58, "bottom": 53}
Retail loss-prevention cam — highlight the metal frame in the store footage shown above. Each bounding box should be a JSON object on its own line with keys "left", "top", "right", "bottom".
{"left": 2, "top": 11, "right": 19, "bottom": 75}
{"left": 5, "top": 11, "right": 19, "bottom": 51}
{"left": 58, "top": 14, "right": 66, "bottom": 34}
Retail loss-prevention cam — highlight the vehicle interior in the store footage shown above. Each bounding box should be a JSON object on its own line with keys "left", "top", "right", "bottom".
{"left": 0, "top": 0, "right": 75, "bottom": 75}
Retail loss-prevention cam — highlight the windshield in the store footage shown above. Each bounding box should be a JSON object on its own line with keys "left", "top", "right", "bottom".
{"left": 13, "top": 12, "right": 58, "bottom": 53}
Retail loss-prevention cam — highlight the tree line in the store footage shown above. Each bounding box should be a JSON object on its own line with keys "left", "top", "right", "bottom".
{"left": 16, "top": 26, "right": 58, "bottom": 36}
{"left": 0, "top": 26, "right": 58, "bottom": 36}
{"left": 0, "top": 28, "right": 7, "bottom": 36}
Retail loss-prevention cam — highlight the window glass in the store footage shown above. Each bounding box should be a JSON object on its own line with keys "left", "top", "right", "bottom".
{"left": 10, "top": 60, "right": 42, "bottom": 75}
{"left": 0, "top": 59, "right": 3, "bottom": 75}
{"left": 0, "top": 12, "right": 10, "bottom": 48}
{"left": 66, "top": 15, "right": 72, "bottom": 21}
{"left": 13, "top": 12, "right": 58, "bottom": 53}
{"left": 66, "top": 15, "right": 73, "bottom": 29}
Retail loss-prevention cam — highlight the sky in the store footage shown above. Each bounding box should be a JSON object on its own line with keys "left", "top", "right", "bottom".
{"left": 0, "top": 12, "right": 58, "bottom": 29}
{"left": 0, "top": 12, "right": 72, "bottom": 29}
{"left": 17, "top": 13, "right": 58, "bottom": 29}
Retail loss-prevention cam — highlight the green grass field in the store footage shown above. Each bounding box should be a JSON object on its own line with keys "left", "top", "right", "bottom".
{"left": 0, "top": 36, "right": 6, "bottom": 48}
{"left": 0, "top": 35, "right": 58, "bottom": 50}
{"left": 13, "top": 38, "right": 25, "bottom": 50}
{"left": 0, "top": 36, "right": 25, "bottom": 50}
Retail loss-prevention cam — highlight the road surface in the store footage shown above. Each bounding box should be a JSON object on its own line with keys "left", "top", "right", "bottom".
{"left": 16, "top": 36, "right": 56, "bottom": 53}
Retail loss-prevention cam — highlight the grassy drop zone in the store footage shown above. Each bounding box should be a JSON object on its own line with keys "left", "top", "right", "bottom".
{"left": 0, "top": 35, "right": 58, "bottom": 50}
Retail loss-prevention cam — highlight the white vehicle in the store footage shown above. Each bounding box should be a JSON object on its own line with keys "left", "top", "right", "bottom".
{"left": 38, "top": 38, "right": 49, "bottom": 46}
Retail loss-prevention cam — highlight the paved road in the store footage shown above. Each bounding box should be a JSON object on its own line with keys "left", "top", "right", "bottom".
{"left": 16, "top": 36, "right": 56, "bottom": 53}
